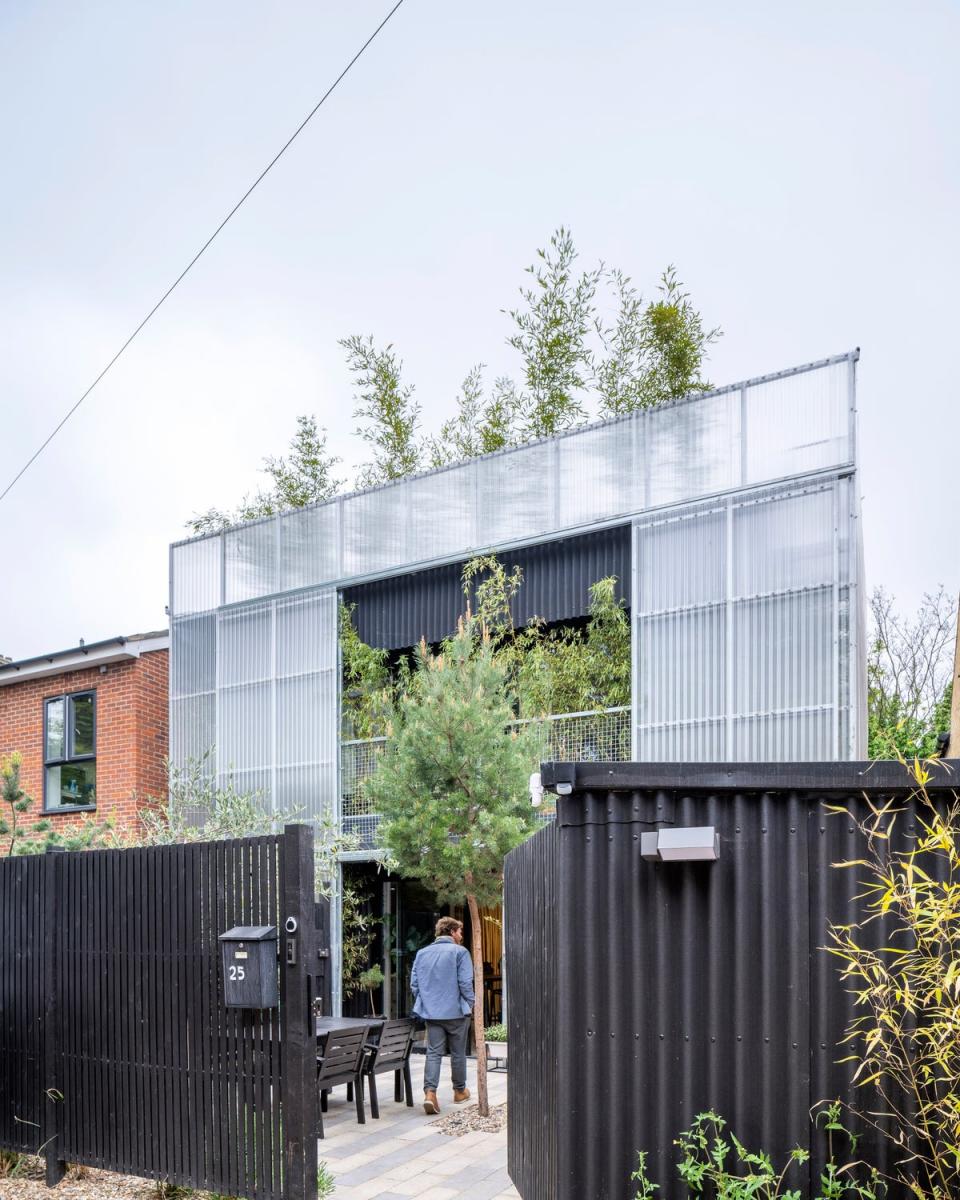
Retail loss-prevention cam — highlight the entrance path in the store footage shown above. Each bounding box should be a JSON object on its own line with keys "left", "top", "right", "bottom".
{"left": 320, "top": 1061, "right": 519, "bottom": 1200}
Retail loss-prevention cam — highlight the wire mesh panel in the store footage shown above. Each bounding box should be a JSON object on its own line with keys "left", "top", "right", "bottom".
{"left": 340, "top": 737, "right": 387, "bottom": 851}
{"left": 340, "top": 710, "right": 633, "bottom": 850}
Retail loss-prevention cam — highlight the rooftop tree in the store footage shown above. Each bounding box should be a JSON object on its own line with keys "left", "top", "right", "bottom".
{"left": 188, "top": 414, "right": 342, "bottom": 535}
{"left": 363, "top": 617, "right": 540, "bottom": 1116}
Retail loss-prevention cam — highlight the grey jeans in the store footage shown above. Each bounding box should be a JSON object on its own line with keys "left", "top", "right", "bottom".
{"left": 423, "top": 1016, "right": 470, "bottom": 1092}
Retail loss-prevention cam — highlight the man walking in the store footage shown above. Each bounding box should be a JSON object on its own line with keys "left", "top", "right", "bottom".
{"left": 410, "top": 916, "right": 474, "bottom": 1114}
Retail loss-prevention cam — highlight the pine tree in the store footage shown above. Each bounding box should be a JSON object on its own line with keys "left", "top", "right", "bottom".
{"left": 363, "top": 618, "right": 540, "bottom": 1116}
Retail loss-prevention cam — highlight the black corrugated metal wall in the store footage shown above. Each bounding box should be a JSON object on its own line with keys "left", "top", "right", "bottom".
{"left": 342, "top": 526, "right": 630, "bottom": 650}
{"left": 505, "top": 761, "right": 954, "bottom": 1200}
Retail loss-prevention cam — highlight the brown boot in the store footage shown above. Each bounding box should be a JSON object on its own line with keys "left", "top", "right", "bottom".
{"left": 423, "top": 1090, "right": 440, "bottom": 1115}
{"left": 453, "top": 1087, "right": 470, "bottom": 1103}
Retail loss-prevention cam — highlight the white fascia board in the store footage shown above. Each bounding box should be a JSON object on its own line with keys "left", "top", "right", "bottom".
{"left": 0, "top": 634, "right": 169, "bottom": 688}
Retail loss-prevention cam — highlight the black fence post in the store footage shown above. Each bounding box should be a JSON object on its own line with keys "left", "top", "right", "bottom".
{"left": 42, "top": 846, "right": 66, "bottom": 1188}
{"left": 280, "top": 824, "right": 318, "bottom": 1200}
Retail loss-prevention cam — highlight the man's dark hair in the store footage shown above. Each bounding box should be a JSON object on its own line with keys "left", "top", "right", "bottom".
{"left": 435, "top": 916, "right": 462, "bottom": 938}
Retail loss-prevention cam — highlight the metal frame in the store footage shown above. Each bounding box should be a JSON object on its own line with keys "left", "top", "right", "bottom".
{"left": 42, "top": 689, "right": 97, "bottom": 814}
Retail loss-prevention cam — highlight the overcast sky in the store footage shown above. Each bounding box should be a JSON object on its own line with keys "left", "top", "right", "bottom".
{"left": 1, "top": 0, "right": 957, "bottom": 659}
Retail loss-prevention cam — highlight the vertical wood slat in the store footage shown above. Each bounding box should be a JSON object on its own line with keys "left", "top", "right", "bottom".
{"left": 43, "top": 848, "right": 66, "bottom": 1185}
{"left": 0, "top": 834, "right": 296, "bottom": 1200}
{"left": 280, "top": 824, "right": 319, "bottom": 1200}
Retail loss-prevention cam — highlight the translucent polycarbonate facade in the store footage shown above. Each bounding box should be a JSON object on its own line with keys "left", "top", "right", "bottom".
{"left": 169, "top": 351, "right": 863, "bottom": 822}
{"left": 632, "top": 473, "right": 864, "bottom": 761}
{"left": 170, "top": 587, "right": 338, "bottom": 820}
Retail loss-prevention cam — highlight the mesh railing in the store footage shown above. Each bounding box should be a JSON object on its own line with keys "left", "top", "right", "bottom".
{"left": 339, "top": 706, "right": 632, "bottom": 852}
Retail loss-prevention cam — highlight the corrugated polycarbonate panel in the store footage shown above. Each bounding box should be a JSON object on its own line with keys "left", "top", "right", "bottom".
{"left": 279, "top": 503, "right": 340, "bottom": 593}
{"left": 170, "top": 614, "right": 215, "bottom": 698}
{"left": 402, "top": 464, "right": 475, "bottom": 565}
{"left": 224, "top": 521, "right": 276, "bottom": 604}
{"left": 646, "top": 389, "right": 739, "bottom": 506}
{"left": 169, "top": 587, "right": 338, "bottom": 822}
{"left": 219, "top": 682, "right": 271, "bottom": 772}
{"left": 341, "top": 484, "right": 409, "bottom": 578}
{"left": 218, "top": 603, "right": 272, "bottom": 687}
{"left": 475, "top": 439, "right": 554, "bottom": 546}
{"left": 556, "top": 420, "right": 640, "bottom": 528}
{"left": 633, "top": 473, "right": 860, "bottom": 761}
{"left": 171, "top": 537, "right": 221, "bottom": 616}
{"left": 171, "top": 692, "right": 215, "bottom": 766}
{"left": 742, "top": 357, "right": 849, "bottom": 483}
{"left": 276, "top": 591, "right": 337, "bottom": 676}
{"left": 169, "top": 354, "right": 856, "bottom": 612}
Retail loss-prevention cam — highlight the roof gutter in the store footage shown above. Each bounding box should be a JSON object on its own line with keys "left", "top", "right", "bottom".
{"left": 0, "top": 633, "right": 169, "bottom": 687}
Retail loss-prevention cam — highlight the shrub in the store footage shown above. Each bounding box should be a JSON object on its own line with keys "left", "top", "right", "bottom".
{"left": 632, "top": 1107, "right": 884, "bottom": 1199}
{"left": 484, "top": 1023, "right": 508, "bottom": 1043}
{"left": 825, "top": 761, "right": 960, "bottom": 1199}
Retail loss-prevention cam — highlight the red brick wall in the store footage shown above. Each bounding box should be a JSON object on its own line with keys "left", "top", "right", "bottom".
{"left": 0, "top": 649, "right": 168, "bottom": 841}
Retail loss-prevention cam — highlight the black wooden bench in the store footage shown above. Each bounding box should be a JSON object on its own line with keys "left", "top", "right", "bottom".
{"left": 316, "top": 1025, "right": 367, "bottom": 1137}
{"left": 362, "top": 1018, "right": 416, "bottom": 1118}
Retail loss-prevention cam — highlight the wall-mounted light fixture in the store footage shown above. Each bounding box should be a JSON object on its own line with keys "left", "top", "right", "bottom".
{"left": 641, "top": 827, "right": 719, "bottom": 863}
{"left": 530, "top": 772, "right": 544, "bottom": 807}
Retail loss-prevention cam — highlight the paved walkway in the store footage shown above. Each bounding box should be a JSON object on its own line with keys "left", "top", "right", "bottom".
{"left": 319, "top": 1061, "right": 518, "bottom": 1200}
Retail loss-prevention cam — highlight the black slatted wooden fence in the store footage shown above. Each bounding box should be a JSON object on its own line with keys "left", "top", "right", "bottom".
{"left": 0, "top": 826, "right": 319, "bottom": 1200}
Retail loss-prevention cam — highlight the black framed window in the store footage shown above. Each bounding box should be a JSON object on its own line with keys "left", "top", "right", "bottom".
{"left": 44, "top": 691, "right": 96, "bottom": 811}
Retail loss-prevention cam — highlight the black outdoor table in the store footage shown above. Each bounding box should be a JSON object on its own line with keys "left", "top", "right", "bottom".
{"left": 316, "top": 1016, "right": 385, "bottom": 1047}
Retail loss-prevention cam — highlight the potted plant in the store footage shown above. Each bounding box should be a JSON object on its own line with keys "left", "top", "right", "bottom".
{"left": 358, "top": 963, "right": 384, "bottom": 1016}
{"left": 485, "top": 1022, "right": 508, "bottom": 1068}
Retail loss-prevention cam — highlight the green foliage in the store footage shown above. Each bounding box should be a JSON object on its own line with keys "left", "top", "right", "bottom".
{"left": 0, "top": 1149, "right": 27, "bottom": 1179}
{"left": 358, "top": 963, "right": 384, "bottom": 989}
{"left": 364, "top": 617, "right": 540, "bottom": 909}
{"left": 188, "top": 415, "right": 342, "bottom": 535}
{"left": 594, "top": 268, "right": 647, "bottom": 416}
{"left": 867, "top": 587, "right": 955, "bottom": 760}
{"left": 825, "top": 762, "right": 960, "bottom": 1199}
{"left": 342, "top": 334, "right": 422, "bottom": 486}
{"left": 317, "top": 1161, "right": 336, "bottom": 1198}
{"left": 134, "top": 753, "right": 351, "bottom": 896}
{"left": 340, "top": 602, "right": 391, "bottom": 738}
{"left": 358, "top": 962, "right": 384, "bottom": 1014}
{"left": 428, "top": 366, "right": 521, "bottom": 468}
{"left": 186, "top": 231, "right": 718, "bottom": 527}
{"left": 632, "top": 1107, "right": 884, "bottom": 1200}
{"left": 461, "top": 555, "right": 631, "bottom": 717}
{"left": 484, "top": 1023, "right": 508, "bottom": 1042}
{"left": 0, "top": 751, "right": 112, "bottom": 856}
{"left": 516, "top": 575, "right": 631, "bottom": 716}
{"left": 632, "top": 266, "right": 720, "bottom": 409}
{"left": 507, "top": 226, "right": 601, "bottom": 438}
{"left": 341, "top": 879, "right": 377, "bottom": 998}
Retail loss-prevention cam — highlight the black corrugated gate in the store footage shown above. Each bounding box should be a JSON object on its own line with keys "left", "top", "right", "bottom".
{"left": 505, "top": 761, "right": 959, "bottom": 1200}
{"left": 0, "top": 826, "right": 320, "bottom": 1200}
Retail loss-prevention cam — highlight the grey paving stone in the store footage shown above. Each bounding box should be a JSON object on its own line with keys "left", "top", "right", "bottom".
{"left": 333, "top": 1132, "right": 450, "bottom": 1185}
{"left": 451, "top": 1170, "right": 515, "bottom": 1200}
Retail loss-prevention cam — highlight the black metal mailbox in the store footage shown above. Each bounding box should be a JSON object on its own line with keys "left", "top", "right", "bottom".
{"left": 219, "top": 925, "right": 279, "bottom": 1009}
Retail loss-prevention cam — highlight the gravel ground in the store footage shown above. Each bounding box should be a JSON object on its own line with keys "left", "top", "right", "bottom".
{"left": 0, "top": 1158, "right": 234, "bottom": 1199}
{"left": 429, "top": 1102, "right": 507, "bottom": 1137}
{"left": 0, "top": 1159, "right": 159, "bottom": 1199}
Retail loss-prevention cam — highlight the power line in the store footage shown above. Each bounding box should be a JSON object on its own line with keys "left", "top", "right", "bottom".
{"left": 0, "top": 0, "right": 406, "bottom": 506}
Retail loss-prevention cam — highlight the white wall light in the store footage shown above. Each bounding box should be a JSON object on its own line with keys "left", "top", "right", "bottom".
{"left": 529, "top": 772, "right": 544, "bottom": 808}
{"left": 640, "top": 827, "right": 719, "bottom": 862}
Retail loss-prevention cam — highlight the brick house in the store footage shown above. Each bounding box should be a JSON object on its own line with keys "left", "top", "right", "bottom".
{"left": 0, "top": 632, "right": 169, "bottom": 839}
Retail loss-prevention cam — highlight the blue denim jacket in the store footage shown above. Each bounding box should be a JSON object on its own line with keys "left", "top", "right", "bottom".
{"left": 410, "top": 936, "right": 475, "bottom": 1019}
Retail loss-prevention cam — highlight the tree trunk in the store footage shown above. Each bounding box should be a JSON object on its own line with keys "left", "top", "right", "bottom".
{"left": 466, "top": 892, "right": 489, "bottom": 1117}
